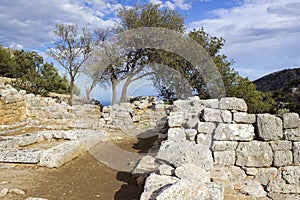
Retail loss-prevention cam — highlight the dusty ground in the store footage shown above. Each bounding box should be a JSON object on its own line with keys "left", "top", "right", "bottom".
{"left": 0, "top": 129, "right": 159, "bottom": 200}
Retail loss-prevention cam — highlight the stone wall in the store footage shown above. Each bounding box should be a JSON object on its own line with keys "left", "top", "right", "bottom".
{"left": 140, "top": 96, "right": 300, "bottom": 200}
{"left": 0, "top": 83, "right": 101, "bottom": 132}
{"left": 100, "top": 96, "right": 168, "bottom": 131}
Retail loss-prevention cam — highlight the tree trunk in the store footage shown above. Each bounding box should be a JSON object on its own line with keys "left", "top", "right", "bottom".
{"left": 119, "top": 74, "right": 134, "bottom": 103}
{"left": 85, "top": 79, "right": 98, "bottom": 101}
{"left": 111, "top": 78, "right": 117, "bottom": 105}
{"left": 69, "top": 76, "right": 75, "bottom": 106}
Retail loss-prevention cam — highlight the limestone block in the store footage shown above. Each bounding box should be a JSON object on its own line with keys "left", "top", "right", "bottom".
{"left": 282, "top": 113, "right": 300, "bottom": 129}
{"left": 214, "top": 123, "right": 255, "bottom": 141}
{"left": 245, "top": 168, "right": 258, "bottom": 176}
{"left": 168, "top": 114, "right": 184, "bottom": 127}
{"left": 227, "top": 166, "right": 247, "bottom": 189}
{"left": 167, "top": 128, "right": 186, "bottom": 141}
{"left": 239, "top": 180, "right": 267, "bottom": 198}
{"left": 293, "top": 142, "right": 300, "bottom": 164}
{"left": 39, "top": 140, "right": 82, "bottom": 168}
{"left": 212, "top": 141, "right": 238, "bottom": 151}
{"left": 132, "top": 155, "right": 158, "bottom": 175}
{"left": 140, "top": 173, "right": 179, "bottom": 200}
{"left": 185, "top": 129, "right": 197, "bottom": 141}
{"left": 270, "top": 140, "right": 292, "bottom": 151}
{"left": 0, "top": 149, "right": 41, "bottom": 163}
{"left": 268, "top": 166, "right": 300, "bottom": 194}
{"left": 219, "top": 97, "right": 247, "bottom": 112}
{"left": 18, "top": 133, "right": 43, "bottom": 147}
{"left": 273, "top": 150, "right": 293, "bottom": 167}
{"left": 214, "top": 151, "right": 236, "bottom": 166}
{"left": 0, "top": 138, "right": 19, "bottom": 148}
{"left": 254, "top": 168, "right": 278, "bottom": 186}
{"left": 102, "top": 106, "right": 111, "bottom": 113}
{"left": 118, "top": 111, "right": 131, "bottom": 119}
{"left": 183, "top": 117, "right": 199, "bottom": 129}
{"left": 175, "top": 163, "right": 210, "bottom": 184}
{"left": 173, "top": 99, "right": 192, "bottom": 112}
{"left": 156, "top": 140, "right": 213, "bottom": 170}
{"left": 268, "top": 193, "right": 300, "bottom": 200}
{"left": 202, "top": 108, "right": 232, "bottom": 123}
{"left": 156, "top": 181, "right": 224, "bottom": 200}
{"left": 233, "top": 112, "right": 256, "bottom": 124}
{"left": 198, "top": 122, "right": 216, "bottom": 134}
{"left": 62, "top": 131, "right": 78, "bottom": 140}
{"left": 196, "top": 99, "right": 219, "bottom": 109}
{"left": 284, "top": 128, "right": 300, "bottom": 141}
{"left": 257, "top": 114, "right": 283, "bottom": 141}
{"left": 236, "top": 141, "right": 273, "bottom": 167}
{"left": 158, "top": 164, "right": 174, "bottom": 176}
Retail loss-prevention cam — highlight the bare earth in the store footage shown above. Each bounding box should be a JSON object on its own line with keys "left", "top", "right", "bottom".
{"left": 0, "top": 130, "right": 158, "bottom": 200}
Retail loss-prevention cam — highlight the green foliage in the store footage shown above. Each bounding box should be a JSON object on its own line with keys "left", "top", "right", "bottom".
{"left": 117, "top": 3, "right": 185, "bottom": 31}
{"left": 227, "top": 76, "right": 275, "bottom": 113}
{"left": 0, "top": 47, "right": 77, "bottom": 96}
{"left": 48, "top": 23, "right": 93, "bottom": 105}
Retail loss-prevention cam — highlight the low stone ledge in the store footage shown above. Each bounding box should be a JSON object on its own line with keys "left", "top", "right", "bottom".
{"left": 0, "top": 149, "right": 41, "bottom": 163}
{"left": 39, "top": 140, "right": 82, "bottom": 168}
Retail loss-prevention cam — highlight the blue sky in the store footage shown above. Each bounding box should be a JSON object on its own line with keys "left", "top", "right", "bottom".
{"left": 1, "top": 0, "right": 300, "bottom": 102}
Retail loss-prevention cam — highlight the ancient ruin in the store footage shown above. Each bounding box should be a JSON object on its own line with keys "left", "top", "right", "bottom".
{"left": 0, "top": 82, "right": 299, "bottom": 200}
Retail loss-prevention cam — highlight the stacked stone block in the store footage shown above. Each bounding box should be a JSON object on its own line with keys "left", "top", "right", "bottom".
{"left": 140, "top": 96, "right": 300, "bottom": 200}
{"left": 100, "top": 96, "right": 168, "bottom": 130}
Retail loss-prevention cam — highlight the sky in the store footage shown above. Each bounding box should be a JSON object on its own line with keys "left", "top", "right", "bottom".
{"left": 1, "top": 0, "right": 300, "bottom": 102}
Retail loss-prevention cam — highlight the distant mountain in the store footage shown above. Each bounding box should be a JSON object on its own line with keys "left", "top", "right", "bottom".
{"left": 253, "top": 68, "right": 300, "bottom": 114}
{"left": 253, "top": 68, "right": 300, "bottom": 92}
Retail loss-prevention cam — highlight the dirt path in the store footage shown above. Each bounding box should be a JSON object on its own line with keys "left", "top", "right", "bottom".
{"left": 0, "top": 129, "right": 160, "bottom": 200}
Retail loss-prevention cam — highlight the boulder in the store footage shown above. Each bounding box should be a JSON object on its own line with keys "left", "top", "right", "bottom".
{"left": 167, "top": 128, "right": 186, "bottom": 141}
{"left": 156, "top": 140, "right": 213, "bottom": 171}
{"left": 156, "top": 181, "right": 224, "bottom": 200}
{"left": 168, "top": 114, "right": 184, "bottom": 128}
{"left": 132, "top": 155, "right": 159, "bottom": 175}
{"left": 174, "top": 163, "right": 210, "bottom": 184}
{"left": 219, "top": 98, "right": 247, "bottom": 112}
{"left": 236, "top": 141, "right": 273, "bottom": 167}
{"left": 256, "top": 114, "right": 283, "bottom": 141}
{"left": 268, "top": 166, "right": 300, "bottom": 194}
{"left": 158, "top": 164, "right": 174, "bottom": 176}
{"left": 140, "top": 173, "right": 179, "bottom": 200}
{"left": 282, "top": 113, "right": 300, "bottom": 129}
{"left": 239, "top": 180, "right": 267, "bottom": 197}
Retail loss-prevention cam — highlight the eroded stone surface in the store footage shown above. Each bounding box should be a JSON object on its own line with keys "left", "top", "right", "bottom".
{"left": 236, "top": 141, "right": 273, "bottom": 167}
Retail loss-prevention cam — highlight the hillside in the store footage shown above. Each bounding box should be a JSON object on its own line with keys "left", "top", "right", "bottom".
{"left": 253, "top": 68, "right": 300, "bottom": 114}
{"left": 253, "top": 68, "right": 300, "bottom": 92}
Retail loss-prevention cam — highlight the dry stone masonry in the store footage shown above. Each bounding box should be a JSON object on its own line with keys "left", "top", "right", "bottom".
{"left": 1, "top": 82, "right": 300, "bottom": 199}
{"left": 138, "top": 96, "right": 300, "bottom": 200}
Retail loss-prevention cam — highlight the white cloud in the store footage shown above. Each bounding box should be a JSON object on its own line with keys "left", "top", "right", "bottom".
{"left": 0, "top": 0, "right": 120, "bottom": 49}
{"left": 189, "top": 0, "right": 300, "bottom": 80}
{"left": 149, "top": 0, "right": 193, "bottom": 10}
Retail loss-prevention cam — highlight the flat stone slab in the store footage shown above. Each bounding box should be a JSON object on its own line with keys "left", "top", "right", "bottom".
{"left": 39, "top": 140, "right": 82, "bottom": 168}
{"left": 0, "top": 149, "right": 41, "bottom": 163}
